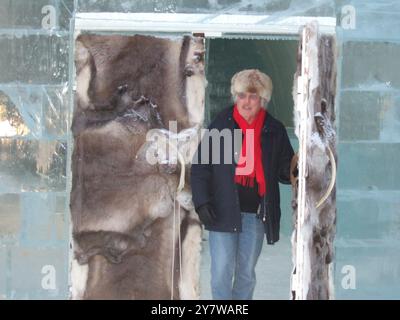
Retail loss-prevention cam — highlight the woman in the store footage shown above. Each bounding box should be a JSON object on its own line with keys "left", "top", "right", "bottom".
{"left": 191, "top": 69, "right": 294, "bottom": 300}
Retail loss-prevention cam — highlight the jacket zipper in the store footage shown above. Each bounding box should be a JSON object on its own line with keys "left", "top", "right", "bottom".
{"left": 229, "top": 114, "right": 241, "bottom": 231}
{"left": 262, "top": 127, "right": 268, "bottom": 223}
{"left": 263, "top": 195, "right": 267, "bottom": 222}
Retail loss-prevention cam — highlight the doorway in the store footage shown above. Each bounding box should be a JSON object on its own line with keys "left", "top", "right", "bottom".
{"left": 70, "top": 13, "right": 338, "bottom": 299}
{"left": 200, "top": 37, "right": 298, "bottom": 299}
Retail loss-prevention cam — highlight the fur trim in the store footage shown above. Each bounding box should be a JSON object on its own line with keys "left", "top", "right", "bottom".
{"left": 70, "top": 258, "right": 88, "bottom": 300}
{"left": 179, "top": 210, "right": 202, "bottom": 300}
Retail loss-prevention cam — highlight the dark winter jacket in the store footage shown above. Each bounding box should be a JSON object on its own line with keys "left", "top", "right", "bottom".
{"left": 190, "top": 106, "right": 294, "bottom": 244}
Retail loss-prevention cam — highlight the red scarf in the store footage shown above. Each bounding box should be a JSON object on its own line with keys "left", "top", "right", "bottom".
{"left": 233, "top": 105, "right": 266, "bottom": 196}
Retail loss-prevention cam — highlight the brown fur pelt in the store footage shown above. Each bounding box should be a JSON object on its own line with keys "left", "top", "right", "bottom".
{"left": 70, "top": 34, "right": 205, "bottom": 299}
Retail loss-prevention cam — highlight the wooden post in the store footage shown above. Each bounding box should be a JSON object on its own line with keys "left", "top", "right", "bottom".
{"left": 291, "top": 21, "right": 338, "bottom": 300}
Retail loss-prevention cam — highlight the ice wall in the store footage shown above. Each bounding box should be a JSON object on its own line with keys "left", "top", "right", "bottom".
{"left": 75, "top": 0, "right": 336, "bottom": 16}
{"left": 334, "top": 0, "right": 400, "bottom": 299}
{"left": 0, "top": 0, "right": 73, "bottom": 299}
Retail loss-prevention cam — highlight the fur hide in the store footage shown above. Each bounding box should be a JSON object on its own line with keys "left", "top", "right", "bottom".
{"left": 70, "top": 34, "right": 205, "bottom": 299}
{"left": 290, "top": 22, "right": 337, "bottom": 300}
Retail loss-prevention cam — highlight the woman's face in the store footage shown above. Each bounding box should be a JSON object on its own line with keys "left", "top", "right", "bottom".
{"left": 235, "top": 92, "right": 263, "bottom": 123}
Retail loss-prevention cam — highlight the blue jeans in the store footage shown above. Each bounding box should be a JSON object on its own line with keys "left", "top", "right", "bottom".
{"left": 209, "top": 212, "right": 265, "bottom": 300}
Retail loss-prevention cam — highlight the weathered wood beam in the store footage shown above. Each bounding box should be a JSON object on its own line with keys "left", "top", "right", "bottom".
{"left": 291, "top": 21, "right": 337, "bottom": 300}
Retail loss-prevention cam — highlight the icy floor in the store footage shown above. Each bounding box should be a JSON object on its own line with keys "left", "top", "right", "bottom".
{"left": 199, "top": 231, "right": 292, "bottom": 300}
